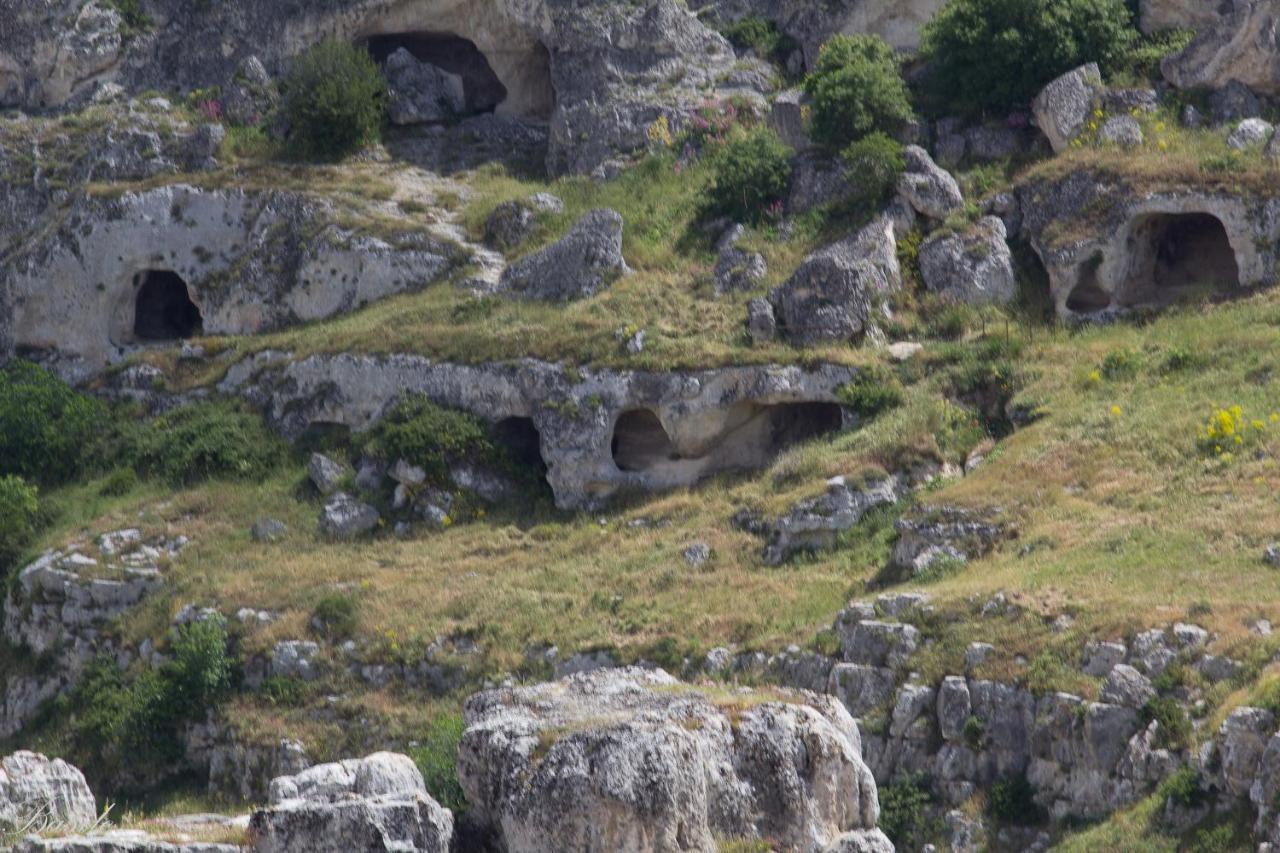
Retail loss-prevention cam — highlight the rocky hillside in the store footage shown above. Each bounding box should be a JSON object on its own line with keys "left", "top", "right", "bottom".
{"left": 5, "top": 0, "right": 1280, "bottom": 851}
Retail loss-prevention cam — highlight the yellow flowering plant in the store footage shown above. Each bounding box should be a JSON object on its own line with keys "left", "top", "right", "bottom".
{"left": 1197, "top": 405, "right": 1268, "bottom": 460}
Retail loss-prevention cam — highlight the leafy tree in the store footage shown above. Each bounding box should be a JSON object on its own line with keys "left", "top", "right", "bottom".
{"left": 841, "top": 131, "right": 907, "bottom": 210}
{"left": 0, "top": 475, "right": 38, "bottom": 571}
{"left": 921, "top": 0, "right": 1136, "bottom": 115}
{"left": 0, "top": 361, "right": 103, "bottom": 484}
{"left": 803, "top": 34, "right": 914, "bottom": 150}
{"left": 283, "top": 39, "right": 386, "bottom": 161}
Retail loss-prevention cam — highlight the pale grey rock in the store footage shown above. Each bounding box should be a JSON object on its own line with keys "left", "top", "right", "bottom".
{"left": 876, "top": 592, "right": 929, "bottom": 620}
{"left": 889, "top": 684, "right": 936, "bottom": 740}
{"left": 919, "top": 216, "right": 1017, "bottom": 306}
{"left": 840, "top": 620, "right": 920, "bottom": 669}
{"left": 964, "top": 643, "right": 994, "bottom": 675}
{"left": 0, "top": 751, "right": 97, "bottom": 833}
{"left": 714, "top": 225, "right": 767, "bottom": 294}
{"left": 318, "top": 493, "right": 380, "bottom": 540}
{"left": 484, "top": 200, "right": 539, "bottom": 251}
{"left": 891, "top": 507, "right": 1006, "bottom": 574}
{"left": 1211, "top": 79, "right": 1264, "bottom": 123}
{"left": 770, "top": 88, "right": 811, "bottom": 150}
{"left": 1216, "top": 706, "right": 1275, "bottom": 798}
{"left": 269, "top": 641, "right": 320, "bottom": 682}
{"left": 267, "top": 752, "right": 425, "bottom": 804}
{"left": 1266, "top": 544, "right": 1280, "bottom": 567}
{"left": 746, "top": 298, "right": 777, "bottom": 343}
{"left": 682, "top": 542, "right": 712, "bottom": 567}
{"left": 1228, "top": 117, "right": 1275, "bottom": 150}
{"left": 499, "top": 210, "right": 628, "bottom": 301}
{"left": 185, "top": 724, "right": 310, "bottom": 802}
{"left": 389, "top": 459, "right": 427, "bottom": 487}
{"left": 1101, "top": 88, "right": 1159, "bottom": 114}
{"left": 937, "top": 676, "right": 973, "bottom": 741}
{"left": 761, "top": 475, "right": 903, "bottom": 564}
{"left": 1099, "top": 664, "right": 1156, "bottom": 710}
{"left": 97, "top": 528, "right": 142, "bottom": 557}
{"left": 1197, "top": 654, "right": 1243, "bottom": 683}
{"left": 821, "top": 829, "right": 896, "bottom": 852}
{"left": 1131, "top": 629, "right": 1177, "bottom": 677}
{"left": 384, "top": 48, "right": 465, "bottom": 126}
{"left": 1172, "top": 622, "right": 1209, "bottom": 650}
{"left": 828, "top": 663, "right": 898, "bottom": 717}
{"left": 1164, "top": 6, "right": 1280, "bottom": 99}
{"left": 529, "top": 193, "right": 564, "bottom": 214}
{"left": 15, "top": 830, "right": 240, "bottom": 852}
{"left": 1082, "top": 641, "right": 1127, "bottom": 678}
{"left": 307, "top": 453, "right": 346, "bottom": 495}
{"left": 250, "top": 519, "right": 287, "bottom": 543}
{"left": 770, "top": 217, "right": 900, "bottom": 345}
{"left": 552, "top": 650, "right": 617, "bottom": 680}
{"left": 704, "top": 647, "right": 733, "bottom": 675}
{"left": 897, "top": 145, "right": 964, "bottom": 219}
{"left": 1032, "top": 64, "right": 1103, "bottom": 153}
{"left": 459, "top": 667, "right": 884, "bottom": 852}
{"left": 788, "top": 151, "right": 855, "bottom": 214}
{"left": 1099, "top": 115, "right": 1144, "bottom": 147}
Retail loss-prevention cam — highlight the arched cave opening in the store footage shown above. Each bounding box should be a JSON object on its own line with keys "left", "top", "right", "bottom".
{"left": 494, "top": 416, "right": 547, "bottom": 477}
{"left": 1066, "top": 253, "right": 1111, "bottom": 314}
{"left": 764, "top": 402, "right": 845, "bottom": 451}
{"left": 365, "top": 32, "right": 509, "bottom": 115}
{"left": 612, "top": 409, "right": 679, "bottom": 473}
{"left": 133, "top": 270, "right": 202, "bottom": 341}
{"left": 1120, "top": 212, "right": 1240, "bottom": 307}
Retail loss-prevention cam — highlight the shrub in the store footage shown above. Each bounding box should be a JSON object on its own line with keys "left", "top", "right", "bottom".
{"left": 706, "top": 127, "right": 793, "bottom": 225}
{"left": 0, "top": 361, "right": 104, "bottom": 484}
{"left": 133, "top": 401, "right": 284, "bottom": 485}
{"left": 0, "top": 475, "right": 39, "bottom": 572}
{"left": 721, "top": 16, "right": 798, "bottom": 66}
{"left": 1160, "top": 766, "right": 1203, "bottom": 809}
{"left": 963, "top": 714, "right": 986, "bottom": 748}
{"left": 878, "top": 775, "right": 940, "bottom": 849}
{"left": 1099, "top": 347, "right": 1141, "bottom": 380}
{"left": 840, "top": 132, "right": 906, "bottom": 210}
{"left": 282, "top": 39, "right": 386, "bottom": 161}
{"left": 312, "top": 593, "right": 359, "bottom": 640}
{"left": 99, "top": 467, "right": 140, "bottom": 497}
{"left": 357, "top": 395, "right": 509, "bottom": 487}
{"left": 921, "top": 0, "right": 1136, "bottom": 116}
{"left": 411, "top": 713, "right": 467, "bottom": 813}
{"left": 837, "top": 365, "right": 904, "bottom": 420}
{"left": 987, "top": 776, "right": 1044, "bottom": 825}
{"left": 1143, "top": 696, "right": 1192, "bottom": 749}
{"left": 803, "top": 34, "right": 914, "bottom": 150}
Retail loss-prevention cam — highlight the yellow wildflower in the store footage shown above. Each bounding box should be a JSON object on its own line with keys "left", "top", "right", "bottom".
{"left": 1110, "top": 405, "right": 1122, "bottom": 415}
{"left": 1088, "top": 369, "right": 1101, "bottom": 384}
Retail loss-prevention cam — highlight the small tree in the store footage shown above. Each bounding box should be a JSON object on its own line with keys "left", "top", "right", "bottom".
{"left": 283, "top": 39, "right": 386, "bottom": 161}
{"left": 707, "top": 126, "right": 793, "bottom": 225}
{"left": 0, "top": 475, "right": 38, "bottom": 571}
{"left": 841, "top": 131, "right": 906, "bottom": 211}
{"left": 0, "top": 361, "right": 103, "bottom": 484}
{"left": 803, "top": 34, "right": 914, "bottom": 151}
{"left": 921, "top": 0, "right": 1135, "bottom": 115}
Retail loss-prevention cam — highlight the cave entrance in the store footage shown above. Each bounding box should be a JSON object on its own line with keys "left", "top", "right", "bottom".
{"left": 494, "top": 417, "right": 547, "bottom": 476}
{"left": 366, "top": 32, "right": 508, "bottom": 115}
{"left": 612, "top": 410, "right": 678, "bottom": 473}
{"left": 1066, "top": 253, "right": 1110, "bottom": 314}
{"left": 764, "top": 402, "right": 845, "bottom": 451}
{"left": 133, "top": 270, "right": 201, "bottom": 341}
{"left": 1120, "top": 213, "right": 1240, "bottom": 307}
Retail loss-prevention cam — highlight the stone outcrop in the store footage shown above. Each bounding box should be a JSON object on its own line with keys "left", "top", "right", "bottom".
{"left": 14, "top": 832, "right": 240, "bottom": 852}
{"left": 383, "top": 48, "right": 465, "bottom": 125}
{"left": 897, "top": 146, "right": 965, "bottom": 220}
{"left": 752, "top": 474, "right": 906, "bottom": 565}
{"left": 919, "top": 216, "right": 1018, "bottom": 306}
{"left": 458, "top": 667, "right": 890, "bottom": 852}
{"left": 1032, "top": 64, "right": 1104, "bottom": 154}
{"left": 1, "top": 752, "right": 98, "bottom": 833}
{"left": 234, "top": 354, "right": 856, "bottom": 510}
{"left": 248, "top": 752, "right": 452, "bottom": 853}
{"left": 693, "top": 0, "right": 949, "bottom": 58}
{"left": 498, "top": 209, "right": 628, "bottom": 301}
{"left": 4, "top": 183, "right": 461, "bottom": 380}
{"left": 1019, "top": 170, "right": 1274, "bottom": 317}
{"left": 769, "top": 216, "right": 901, "bottom": 346}
{"left": 890, "top": 505, "right": 1009, "bottom": 574}
{"left": 1160, "top": 1, "right": 1280, "bottom": 97}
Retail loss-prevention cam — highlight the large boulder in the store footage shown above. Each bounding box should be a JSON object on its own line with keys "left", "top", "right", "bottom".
{"left": 1161, "top": 4, "right": 1280, "bottom": 96}
{"left": 769, "top": 216, "right": 900, "bottom": 346}
{"left": 318, "top": 493, "right": 380, "bottom": 540}
{"left": 919, "top": 216, "right": 1018, "bottom": 306}
{"left": 458, "top": 667, "right": 889, "bottom": 853}
{"left": 0, "top": 751, "right": 97, "bottom": 833}
{"left": 250, "top": 752, "right": 452, "bottom": 853}
{"left": 1032, "top": 64, "right": 1103, "bottom": 153}
{"left": 383, "top": 48, "right": 465, "bottom": 125}
{"left": 499, "top": 210, "right": 629, "bottom": 301}
{"left": 897, "top": 146, "right": 964, "bottom": 220}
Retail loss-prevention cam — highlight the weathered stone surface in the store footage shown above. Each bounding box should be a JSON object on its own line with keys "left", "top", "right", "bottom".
{"left": 499, "top": 210, "right": 628, "bottom": 301}
{"left": 891, "top": 506, "right": 1007, "bottom": 574}
{"left": 459, "top": 667, "right": 885, "bottom": 852}
{"left": 1082, "top": 641, "right": 1127, "bottom": 678}
{"left": 0, "top": 751, "right": 97, "bottom": 833}
{"left": 714, "top": 225, "right": 767, "bottom": 293}
{"left": 770, "top": 216, "right": 900, "bottom": 345}
{"left": 267, "top": 752, "right": 424, "bottom": 804}
{"left": 307, "top": 453, "right": 347, "bottom": 495}
{"left": 919, "top": 216, "right": 1017, "bottom": 306}
{"left": 769, "top": 88, "right": 811, "bottom": 150}
{"left": 250, "top": 519, "right": 288, "bottom": 543}
{"left": 318, "top": 493, "right": 380, "bottom": 539}
{"left": 693, "top": 0, "right": 948, "bottom": 58}
{"left": 237, "top": 353, "right": 857, "bottom": 511}
{"left": 839, "top": 620, "right": 920, "bottom": 669}
{"left": 747, "top": 297, "right": 778, "bottom": 343}
{"left": 1228, "top": 117, "right": 1274, "bottom": 149}
{"left": 15, "top": 831, "right": 240, "bottom": 852}
{"left": 1162, "top": 6, "right": 1280, "bottom": 97}
{"left": 1099, "top": 115, "right": 1144, "bottom": 147}
{"left": 384, "top": 48, "right": 465, "bottom": 126}
{"left": 759, "top": 475, "right": 902, "bottom": 564}
{"left": 1032, "top": 64, "right": 1103, "bottom": 153}
{"left": 897, "top": 146, "right": 964, "bottom": 220}
{"left": 184, "top": 724, "right": 310, "bottom": 803}
{"left": 1099, "top": 664, "right": 1156, "bottom": 710}
{"left": 484, "top": 200, "right": 539, "bottom": 251}
{"left": 828, "top": 664, "right": 898, "bottom": 717}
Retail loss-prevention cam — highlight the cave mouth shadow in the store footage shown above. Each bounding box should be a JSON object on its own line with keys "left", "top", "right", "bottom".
{"left": 365, "top": 32, "right": 509, "bottom": 116}
{"left": 1119, "top": 212, "right": 1240, "bottom": 308}
{"left": 133, "top": 270, "right": 202, "bottom": 341}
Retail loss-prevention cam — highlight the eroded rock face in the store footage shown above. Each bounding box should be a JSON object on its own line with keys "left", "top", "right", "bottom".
{"left": 692, "top": 0, "right": 949, "bottom": 58}
{"left": 1160, "top": 1, "right": 1280, "bottom": 96}
{"left": 0, "top": 751, "right": 98, "bottom": 833}
{"left": 499, "top": 209, "right": 628, "bottom": 301}
{"left": 235, "top": 354, "right": 856, "bottom": 510}
{"left": 1019, "top": 171, "right": 1276, "bottom": 318}
{"left": 1031, "top": 63, "right": 1103, "bottom": 154}
{"left": 384, "top": 48, "right": 465, "bottom": 125}
{"left": 249, "top": 753, "right": 451, "bottom": 853}
{"left": 5, "top": 184, "right": 462, "bottom": 380}
{"left": 919, "top": 216, "right": 1017, "bottom": 306}
{"left": 458, "top": 667, "right": 889, "bottom": 853}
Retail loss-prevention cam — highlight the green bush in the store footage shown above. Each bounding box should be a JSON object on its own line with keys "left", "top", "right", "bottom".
{"left": 840, "top": 131, "right": 906, "bottom": 211}
{"left": 803, "top": 34, "right": 914, "bottom": 150}
{"left": 878, "top": 775, "right": 940, "bottom": 849}
{"left": 411, "top": 713, "right": 468, "bottom": 813}
{"left": 921, "top": 0, "right": 1136, "bottom": 116}
{"left": 987, "top": 776, "right": 1044, "bottom": 825}
{"left": 1143, "top": 696, "right": 1192, "bottom": 749}
{"left": 282, "top": 39, "right": 386, "bottom": 161}
{"left": 963, "top": 714, "right": 986, "bottom": 748}
{"left": 312, "top": 593, "right": 359, "bottom": 640}
{"left": 0, "top": 475, "right": 39, "bottom": 571}
{"left": 837, "top": 364, "right": 904, "bottom": 419}
{"left": 721, "top": 16, "right": 799, "bottom": 66}
{"left": 0, "top": 361, "right": 104, "bottom": 484}
{"left": 706, "top": 127, "right": 793, "bottom": 225}
{"left": 98, "top": 467, "right": 140, "bottom": 497}
{"left": 133, "top": 401, "right": 284, "bottom": 485}
{"left": 1160, "top": 766, "right": 1203, "bottom": 809}
{"left": 356, "top": 395, "right": 510, "bottom": 487}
